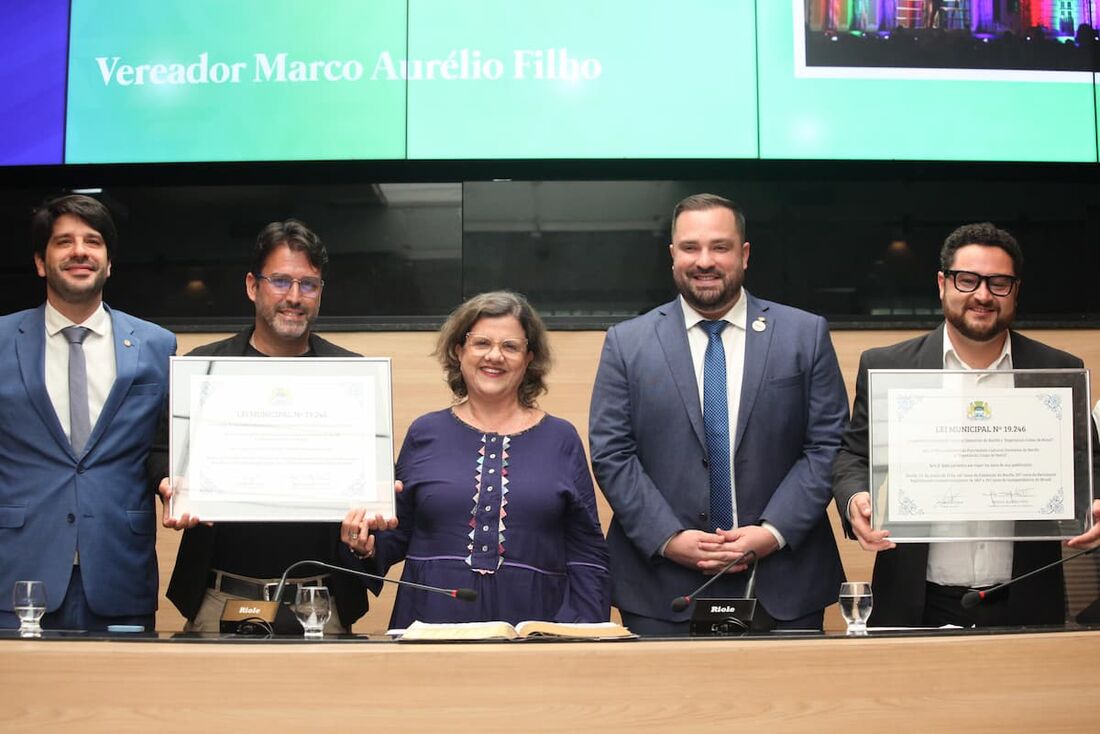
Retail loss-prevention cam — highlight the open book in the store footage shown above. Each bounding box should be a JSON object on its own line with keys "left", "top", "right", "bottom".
{"left": 394, "top": 620, "right": 635, "bottom": 641}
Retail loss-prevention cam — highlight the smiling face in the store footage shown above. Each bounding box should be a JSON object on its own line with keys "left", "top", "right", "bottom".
{"left": 938, "top": 243, "right": 1018, "bottom": 344}
{"left": 246, "top": 243, "right": 321, "bottom": 354}
{"left": 34, "top": 213, "right": 111, "bottom": 311}
{"left": 456, "top": 315, "right": 533, "bottom": 406}
{"left": 670, "top": 206, "right": 750, "bottom": 319}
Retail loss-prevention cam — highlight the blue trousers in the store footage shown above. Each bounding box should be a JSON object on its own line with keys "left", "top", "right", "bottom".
{"left": 0, "top": 566, "right": 154, "bottom": 632}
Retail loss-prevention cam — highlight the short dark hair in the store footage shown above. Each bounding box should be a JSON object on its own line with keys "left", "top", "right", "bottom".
{"left": 252, "top": 219, "right": 328, "bottom": 275}
{"left": 671, "top": 193, "right": 746, "bottom": 242}
{"left": 940, "top": 222, "right": 1023, "bottom": 277}
{"left": 31, "top": 194, "right": 118, "bottom": 260}
{"left": 434, "top": 291, "right": 551, "bottom": 409}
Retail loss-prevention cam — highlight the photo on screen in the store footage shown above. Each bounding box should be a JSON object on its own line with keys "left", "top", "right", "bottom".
{"left": 798, "top": 0, "right": 1098, "bottom": 77}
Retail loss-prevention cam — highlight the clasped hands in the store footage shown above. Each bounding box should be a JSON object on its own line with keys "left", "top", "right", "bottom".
{"left": 664, "top": 525, "right": 779, "bottom": 575}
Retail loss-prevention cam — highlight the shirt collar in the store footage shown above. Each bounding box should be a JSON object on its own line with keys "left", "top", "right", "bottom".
{"left": 45, "top": 301, "right": 109, "bottom": 338}
{"left": 942, "top": 323, "right": 1013, "bottom": 370}
{"left": 679, "top": 290, "right": 749, "bottom": 333}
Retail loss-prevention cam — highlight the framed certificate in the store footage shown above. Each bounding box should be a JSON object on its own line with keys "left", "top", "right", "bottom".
{"left": 868, "top": 368, "right": 1094, "bottom": 541}
{"left": 167, "top": 356, "right": 395, "bottom": 522}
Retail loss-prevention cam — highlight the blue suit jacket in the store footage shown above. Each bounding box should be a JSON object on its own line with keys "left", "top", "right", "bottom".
{"left": 0, "top": 304, "right": 175, "bottom": 616}
{"left": 589, "top": 294, "right": 848, "bottom": 621}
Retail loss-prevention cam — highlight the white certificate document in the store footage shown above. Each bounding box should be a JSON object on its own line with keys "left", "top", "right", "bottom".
{"left": 168, "top": 356, "right": 394, "bottom": 522}
{"left": 887, "top": 387, "right": 1074, "bottom": 523}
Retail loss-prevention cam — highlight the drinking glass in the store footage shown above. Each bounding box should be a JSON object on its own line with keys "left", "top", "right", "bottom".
{"left": 839, "top": 581, "right": 873, "bottom": 635}
{"left": 293, "top": 586, "right": 331, "bottom": 639}
{"left": 12, "top": 580, "right": 47, "bottom": 638}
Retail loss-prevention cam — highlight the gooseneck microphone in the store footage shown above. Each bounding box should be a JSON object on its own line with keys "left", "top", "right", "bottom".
{"left": 960, "top": 545, "right": 1098, "bottom": 609}
{"left": 670, "top": 550, "right": 756, "bottom": 612}
{"left": 271, "top": 559, "right": 477, "bottom": 604}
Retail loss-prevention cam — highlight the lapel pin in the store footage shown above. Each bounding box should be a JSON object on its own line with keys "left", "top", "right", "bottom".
{"left": 123, "top": 339, "right": 133, "bottom": 347}
{"left": 752, "top": 317, "right": 766, "bottom": 333}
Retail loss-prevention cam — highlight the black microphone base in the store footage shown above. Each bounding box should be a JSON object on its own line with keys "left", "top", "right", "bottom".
{"left": 689, "top": 598, "right": 757, "bottom": 637}
{"left": 219, "top": 600, "right": 301, "bottom": 636}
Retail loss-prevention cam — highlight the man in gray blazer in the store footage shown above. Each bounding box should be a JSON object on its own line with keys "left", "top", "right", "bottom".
{"left": 589, "top": 193, "right": 849, "bottom": 635}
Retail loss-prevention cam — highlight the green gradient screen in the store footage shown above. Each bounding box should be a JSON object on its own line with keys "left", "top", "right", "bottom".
{"left": 65, "top": 0, "right": 408, "bottom": 163}
{"left": 405, "top": 0, "right": 758, "bottom": 159}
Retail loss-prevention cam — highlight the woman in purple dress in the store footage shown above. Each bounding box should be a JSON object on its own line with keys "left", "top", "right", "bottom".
{"left": 348, "top": 291, "right": 609, "bottom": 628}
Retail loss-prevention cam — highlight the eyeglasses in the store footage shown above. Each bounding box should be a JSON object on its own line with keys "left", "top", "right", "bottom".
{"left": 254, "top": 273, "right": 324, "bottom": 298}
{"left": 942, "top": 269, "right": 1018, "bottom": 297}
{"left": 464, "top": 333, "right": 528, "bottom": 357}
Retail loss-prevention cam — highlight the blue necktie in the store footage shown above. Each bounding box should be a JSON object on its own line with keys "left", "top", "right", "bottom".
{"left": 700, "top": 320, "right": 733, "bottom": 532}
{"left": 62, "top": 325, "right": 92, "bottom": 454}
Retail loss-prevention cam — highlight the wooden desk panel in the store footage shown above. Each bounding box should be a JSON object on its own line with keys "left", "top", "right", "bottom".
{"left": 3, "top": 632, "right": 1098, "bottom": 732}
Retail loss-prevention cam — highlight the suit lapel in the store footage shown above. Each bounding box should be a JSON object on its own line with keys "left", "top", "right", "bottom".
{"left": 654, "top": 300, "right": 707, "bottom": 452}
{"left": 15, "top": 305, "right": 72, "bottom": 455}
{"left": 734, "top": 295, "right": 771, "bottom": 454}
{"left": 916, "top": 324, "right": 946, "bottom": 369}
{"left": 84, "top": 306, "right": 137, "bottom": 457}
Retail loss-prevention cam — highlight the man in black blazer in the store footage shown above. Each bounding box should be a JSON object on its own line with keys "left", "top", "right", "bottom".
{"left": 155, "top": 220, "right": 393, "bottom": 633}
{"left": 833, "top": 222, "right": 1100, "bottom": 627}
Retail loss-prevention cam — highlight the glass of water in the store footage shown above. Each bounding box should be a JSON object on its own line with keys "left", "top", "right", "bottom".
{"left": 293, "top": 586, "right": 331, "bottom": 639}
{"left": 839, "top": 581, "right": 873, "bottom": 635}
{"left": 12, "top": 580, "right": 47, "bottom": 638}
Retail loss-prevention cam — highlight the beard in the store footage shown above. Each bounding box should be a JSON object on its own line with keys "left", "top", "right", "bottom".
{"left": 944, "top": 299, "right": 1013, "bottom": 342}
{"left": 673, "top": 267, "right": 743, "bottom": 315}
{"left": 47, "top": 261, "right": 108, "bottom": 304}
{"left": 264, "top": 305, "right": 315, "bottom": 340}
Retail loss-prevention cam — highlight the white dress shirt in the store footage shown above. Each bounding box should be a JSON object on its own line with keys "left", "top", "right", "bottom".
{"left": 44, "top": 301, "right": 116, "bottom": 445}
{"left": 677, "top": 293, "right": 785, "bottom": 548}
{"left": 926, "top": 327, "right": 1014, "bottom": 587}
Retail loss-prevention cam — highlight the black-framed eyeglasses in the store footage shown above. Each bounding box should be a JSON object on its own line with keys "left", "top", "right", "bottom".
{"left": 941, "top": 269, "right": 1018, "bottom": 297}
{"left": 254, "top": 273, "right": 324, "bottom": 298}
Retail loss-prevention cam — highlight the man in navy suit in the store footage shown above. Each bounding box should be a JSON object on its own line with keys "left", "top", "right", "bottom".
{"left": 589, "top": 193, "right": 849, "bottom": 635}
{"left": 0, "top": 194, "right": 175, "bottom": 631}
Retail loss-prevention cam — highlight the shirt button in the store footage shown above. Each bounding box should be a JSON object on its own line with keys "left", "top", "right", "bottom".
{"left": 490, "top": 454, "right": 496, "bottom": 459}
{"left": 482, "top": 545, "right": 489, "bottom": 552}
{"left": 66, "top": 513, "right": 75, "bottom": 524}
{"left": 489, "top": 468, "right": 495, "bottom": 474}
{"left": 485, "top": 505, "right": 491, "bottom": 511}
{"left": 487, "top": 487, "right": 493, "bottom": 492}
{"left": 490, "top": 437, "right": 496, "bottom": 443}
{"left": 482, "top": 525, "right": 490, "bottom": 531}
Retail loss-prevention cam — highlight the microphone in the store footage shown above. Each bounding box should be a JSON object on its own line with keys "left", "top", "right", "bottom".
{"left": 670, "top": 550, "right": 756, "bottom": 612}
{"left": 960, "top": 545, "right": 1099, "bottom": 610}
{"left": 271, "top": 559, "right": 478, "bottom": 604}
{"left": 221, "top": 559, "right": 476, "bottom": 635}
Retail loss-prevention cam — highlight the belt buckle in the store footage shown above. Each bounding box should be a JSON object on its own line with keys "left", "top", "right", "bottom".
{"left": 263, "top": 582, "right": 282, "bottom": 602}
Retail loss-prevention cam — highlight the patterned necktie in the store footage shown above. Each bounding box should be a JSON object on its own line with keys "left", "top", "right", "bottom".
{"left": 62, "top": 325, "right": 92, "bottom": 454}
{"left": 699, "top": 320, "right": 733, "bottom": 532}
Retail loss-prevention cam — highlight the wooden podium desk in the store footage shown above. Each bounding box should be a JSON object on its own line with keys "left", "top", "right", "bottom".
{"left": 2, "top": 629, "right": 1097, "bottom": 733}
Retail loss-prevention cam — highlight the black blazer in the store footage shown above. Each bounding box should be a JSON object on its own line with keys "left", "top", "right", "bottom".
{"left": 160, "top": 328, "right": 369, "bottom": 626}
{"left": 833, "top": 325, "right": 1095, "bottom": 626}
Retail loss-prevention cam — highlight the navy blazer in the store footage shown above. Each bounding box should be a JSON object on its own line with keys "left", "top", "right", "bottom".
{"left": 589, "top": 295, "right": 849, "bottom": 622}
{"left": 0, "top": 304, "right": 175, "bottom": 616}
{"left": 833, "top": 325, "right": 1096, "bottom": 626}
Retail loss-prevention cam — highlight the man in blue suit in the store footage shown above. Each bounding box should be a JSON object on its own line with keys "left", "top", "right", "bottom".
{"left": 589, "top": 193, "right": 848, "bottom": 635}
{"left": 0, "top": 194, "right": 175, "bottom": 631}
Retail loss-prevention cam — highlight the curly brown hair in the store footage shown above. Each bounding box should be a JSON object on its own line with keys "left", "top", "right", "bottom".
{"left": 434, "top": 291, "right": 551, "bottom": 408}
